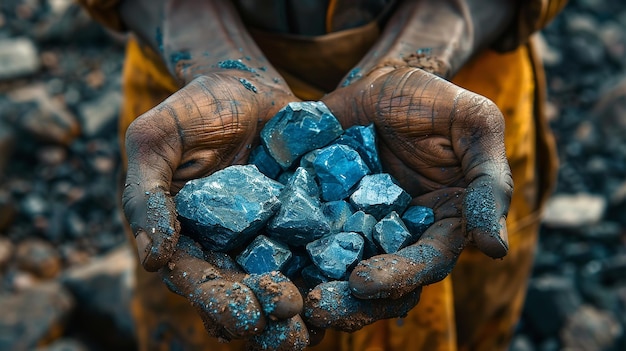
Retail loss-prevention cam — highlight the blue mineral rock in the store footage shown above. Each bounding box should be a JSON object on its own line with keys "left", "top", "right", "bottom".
{"left": 349, "top": 173, "right": 411, "bottom": 220}
{"left": 299, "top": 149, "right": 319, "bottom": 177}
{"left": 175, "top": 165, "right": 283, "bottom": 251}
{"left": 402, "top": 205, "right": 435, "bottom": 239}
{"left": 301, "top": 264, "right": 331, "bottom": 289}
{"left": 267, "top": 188, "right": 330, "bottom": 247}
{"left": 236, "top": 235, "right": 292, "bottom": 274}
{"left": 322, "top": 200, "right": 355, "bottom": 233}
{"left": 281, "top": 249, "right": 311, "bottom": 280}
{"left": 343, "top": 210, "right": 378, "bottom": 258}
{"left": 333, "top": 124, "right": 383, "bottom": 173}
{"left": 373, "top": 211, "right": 413, "bottom": 254}
{"left": 313, "top": 144, "right": 371, "bottom": 201}
{"left": 306, "top": 232, "right": 364, "bottom": 279}
{"left": 282, "top": 167, "right": 319, "bottom": 198}
{"left": 248, "top": 145, "right": 282, "bottom": 179}
{"left": 261, "top": 101, "right": 343, "bottom": 169}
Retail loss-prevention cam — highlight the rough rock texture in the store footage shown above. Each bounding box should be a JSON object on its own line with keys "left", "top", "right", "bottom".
{"left": 402, "top": 205, "right": 435, "bottom": 239}
{"left": 322, "top": 200, "right": 355, "bottom": 234}
{"left": 306, "top": 232, "right": 364, "bottom": 280}
{"left": 175, "top": 165, "right": 283, "bottom": 251}
{"left": 313, "top": 144, "right": 371, "bottom": 201}
{"left": 249, "top": 145, "right": 282, "bottom": 179}
{"left": 237, "top": 235, "right": 293, "bottom": 275}
{"left": 349, "top": 173, "right": 412, "bottom": 220}
{"left": 372, "top": 211, "right": 414, "bottom": 254}
{"left": 333, "top": 124, "right": 383, "bottom": 173}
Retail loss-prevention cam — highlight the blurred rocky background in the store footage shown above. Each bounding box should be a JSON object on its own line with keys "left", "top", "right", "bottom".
{"left": 0, "top": 0, "right": 624, "bottom": 350}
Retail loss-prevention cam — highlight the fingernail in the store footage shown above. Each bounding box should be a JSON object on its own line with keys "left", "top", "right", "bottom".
{"left": 135, "top": 230, "right": 152, "bottom": 265}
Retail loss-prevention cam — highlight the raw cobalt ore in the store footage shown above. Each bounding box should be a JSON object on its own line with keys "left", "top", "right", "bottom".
{"left": 267, "top": 187, "right": 331, "bottom": 247}
{"left": 322, "top": 200, "right": 355, "bottom": 234}
{"left": 314, "top": 144, "right": 371, "bottom": 201}
{"left": 281, "top": 249, "right": 311, "bottom": 280}
{"left": 373, "top": 211, "right": 414, "bottom": 254}
{"left": 350, "top": 173, "right": 412, "bottom": 220}
{"left": 236, "top": 235, "right": 292, "bottom": 275}
{"left": 282, "top": 167, "right": 319, "bottom": 199}
{"left": 248, "top": 145, "right": 282, "bottom": 179}
{"left": 333, "top": 124, "right": 383, "bottom": 173}
{"left": 402, "top": 205, "right": 435, "bottom": 239}
{"left": 174, "top": 165, "right": 283, "bottom": 252}
{"left": 306, "top": 232, "right": 364, "bottom": 279}
{"left": 343, "top": 210, "right": 378, "bottom": 258}
{"left": 260, "top": 101, "right": 343, "bottom": 169}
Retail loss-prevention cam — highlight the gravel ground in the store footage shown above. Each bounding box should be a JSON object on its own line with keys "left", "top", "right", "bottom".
{"left": 0, "top": 1, "right": 624, "bottom": 350}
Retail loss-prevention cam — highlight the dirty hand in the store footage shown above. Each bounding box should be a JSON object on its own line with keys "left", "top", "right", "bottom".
{"left": 121, "top": 74, "right": 310, "bottom": 348}
{"left": 305, "top": 66, "right": 513, "bottom": 331}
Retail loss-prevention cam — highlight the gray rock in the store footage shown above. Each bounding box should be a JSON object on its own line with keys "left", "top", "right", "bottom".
{"left": 343, "top": 211, "right": 378, "bottom": 258}
{"left": 314, "top": 144, "right": 371, "bottom": 201}
{"left": 267, "top": 188, "right": 330, "bottom": 247}
{"left": 248, "top": 145, "right": 282, "bottom": 179}
{"left": 0, "top": 37, "right": 40, "bottom": 80}
{"left": 306, "top": 232, "right": 364, "bottom": 280}
{"left": 401, "top": 206, "right": 435, "bottom": 239}
{"left": 175, "top": 165, "right": 283, "bottom": 251}
{"left": 236, "top": 235, "right": 292, "bottom": 274}
{"left": 349, "top": 173, "right": 411, "bottom": 220}
{"left": 322, "top": 200, "right": 355, "bottom": 234}
{"left": 372, "top": 211, "right": 413, "bottom": 254}
{"left": 333, "top": 124, "right": 382, "bottom": 173}
{"left": 0, "top": 282, "right": 74, "bottom": 351}
{"left": 78, "top": 91, "right": 121, "bottom": 137}
{"left": 261, "top": 101, "right": 343, "bottom": 169}
{"left": 61, "top": 246, "right": 135, "bottom": 350}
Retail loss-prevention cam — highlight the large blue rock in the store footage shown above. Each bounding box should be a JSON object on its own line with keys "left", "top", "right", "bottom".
{"left": 236, "top": 235, "right": 292, "bottom": 274}
{"left": 248, "top": 145, "right": 282, "bottom": 179}
{"left": 260, "top": 101, "right": 343, "bottom": 169}
{"left": 343, "top": 210, "right": 378, "bottom": 258}
{"left": 333, "top": 124, "right": 383, "bottom": 173}
{"left": 267, "top": 188, "right": 330, "bottom": 247}
{"left": 322, "top": 200, "right": 355, "bottom": 234}
{"left": 306, "top": 232, "right": 364, "bottom": 279}
{"left": 402, "top": 205, "right": 435, "bottom": 239}
{"left": 175, "top": 165, "right": 283, "bottom": 251}
{"left": 313, "top": 144, "right": 371, "bottom": 201}
{"left": 349, "top": 173, "right": 411, "bottom": 220}
{"left": 373, "top": 211, "right": 413, "bottom": 254}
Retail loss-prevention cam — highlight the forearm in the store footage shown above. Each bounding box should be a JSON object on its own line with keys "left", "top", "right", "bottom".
{"left": 354, "top": 0, "right": 516, "bottom": 80}
{"left": 119, "top": 0, "right": 286, "bottom": 89}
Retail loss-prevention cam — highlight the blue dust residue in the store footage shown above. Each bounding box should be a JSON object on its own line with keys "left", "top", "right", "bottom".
{"left": 218, "top": 59, "right": 256, "bottom": 73}
{"left": 342, "top": 67, "right": 362, "bottom": 87}
{"left": 416, "top": 48, "right": 432, "bottom": 55}
{"left": 239, "top": 78, "right": 258, "bottom": 93}
{"left": 170, "top": 51, "right": 191, "bottom": 65}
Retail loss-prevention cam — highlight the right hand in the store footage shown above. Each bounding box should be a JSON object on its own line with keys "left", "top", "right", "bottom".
{"left": 121, "top": 73, "right": 310, "bottom": 349}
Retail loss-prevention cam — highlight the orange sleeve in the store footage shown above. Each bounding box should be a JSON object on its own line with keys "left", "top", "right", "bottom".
{"left": 75, "top": 0, "right": 125, "bottom": 32}
{"left": 494, "top": 0, "right": 568, "bottom": 52}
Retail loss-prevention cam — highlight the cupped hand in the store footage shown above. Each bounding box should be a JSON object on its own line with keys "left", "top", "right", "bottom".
{"left": 306, "top": 66, "right": 513, "bottom": 330}
{"left": 121, "top": 73, "right": 310, "bottom": 349}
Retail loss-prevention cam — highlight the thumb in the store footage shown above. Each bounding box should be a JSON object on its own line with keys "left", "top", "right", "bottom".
{"left": 122, "top": 104, "right": 183, "bottom": 271}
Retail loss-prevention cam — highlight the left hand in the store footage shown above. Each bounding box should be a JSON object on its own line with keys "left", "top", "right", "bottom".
{"left": 305, "top": 66, "right": 513, "bottom": 331}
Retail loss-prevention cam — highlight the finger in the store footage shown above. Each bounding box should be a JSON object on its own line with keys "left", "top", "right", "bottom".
{"left": 349, "top": 218, "right": 464, "bottom": 299}
{"left": 246, "top": 315, "right": 310, "bottom": 351}
{"left": 304, "top": 280, "right": 421, "bottom": 332}
{"left": 452, "top": 92, "right": 513, "bottom": 258}
{"left": 160, "top": 237, "right": 266, "bottom": 339}
{"left": 242, "top": 272, "right": 304, "bottom": 320}
{"left": 122, "top": 106, "right": 183, "bottom": 271}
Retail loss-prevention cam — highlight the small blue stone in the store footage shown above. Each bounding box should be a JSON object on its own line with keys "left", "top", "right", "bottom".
{"left": 314, "top": 144, "right": 371, "bottom": 201}
{"left": 281, "top": 249, "right": 311, "bottom": 280}
{"left": 248, "top": 145, "right": 282, "bottom": 179}
{"left": 343, "top": 211, "right": 378, "bottom": 258}
{"left": 299, "top": 149, "right": 319, "bottom": 177}
{"left": 282, "top": 167, "right": 319, "bottom": 199}
{"left": 333, "top": 124, "right": 382, "bottom": 173}
{"left": 373, "top": 211, "right": 413, "bottom": 254}
{"left": 261, "top": 101, "right": 343, "bottom": 169}
{"left": 301, "top": 265, "right": 331, "bottom": 289}
{"left": 322, "top": 200, "right": 355, "bottom": 233}
{"left": 349, "top": 173, "right": 411, "bottom": 220}
{"left": 267, "top": 188, "right": 330, "bottom": 246}
{"left": 402, "top": 206, "right": 435, "bottom": 239}
{"left": 306, "top": 232, "right": 364, "bottom": 279}
{"left": 236, "top": 235, "right": 292, "bottom": 274}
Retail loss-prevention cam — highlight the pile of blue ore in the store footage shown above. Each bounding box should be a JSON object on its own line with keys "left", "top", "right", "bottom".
{"left": 175, "top": 101, "right": 434, "bottom": 288}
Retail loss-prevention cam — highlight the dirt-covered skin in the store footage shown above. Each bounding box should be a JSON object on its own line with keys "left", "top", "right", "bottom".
{"left": 305, "top": 281, "right": 422, "bottom": 332}
{"left": 247, "top": 315, "right": 310, "bottom": 351}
